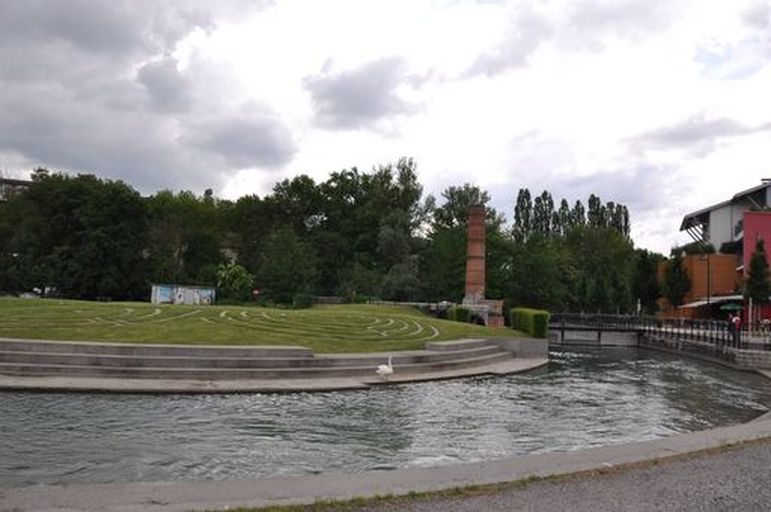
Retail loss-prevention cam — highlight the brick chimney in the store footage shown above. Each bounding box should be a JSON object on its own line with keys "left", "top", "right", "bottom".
{"left": 464, "top": 205, "right": 486, "bottom": 304}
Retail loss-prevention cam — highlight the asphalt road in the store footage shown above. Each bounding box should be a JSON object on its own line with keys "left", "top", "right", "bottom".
{"left": 356, "top": 439, "right": 771, "bottom": 512}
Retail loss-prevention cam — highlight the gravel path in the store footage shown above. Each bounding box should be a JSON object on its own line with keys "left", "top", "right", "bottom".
{"left": 357, "top": 440, "right": 771, "bottom": 512}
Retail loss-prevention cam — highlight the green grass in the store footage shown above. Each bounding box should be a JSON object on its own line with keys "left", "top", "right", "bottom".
{"left": 0, "top": 298, "right": 519, "bottom": 353}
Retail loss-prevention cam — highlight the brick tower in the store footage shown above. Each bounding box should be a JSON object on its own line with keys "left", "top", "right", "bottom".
{"left": 462, "top": 205, "right": 504, "bottom": 327}
{"left": 464, "top": 205, "right": 486, "bottom": 304}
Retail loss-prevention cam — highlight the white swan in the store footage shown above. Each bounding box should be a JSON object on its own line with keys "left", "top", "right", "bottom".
{"left": 375, "top": 356, "right": 394, "bottom": 381}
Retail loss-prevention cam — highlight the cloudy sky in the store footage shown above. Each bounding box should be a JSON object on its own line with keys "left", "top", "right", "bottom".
{"left": 1, "top": 0, "right": 770, "bottom": 253}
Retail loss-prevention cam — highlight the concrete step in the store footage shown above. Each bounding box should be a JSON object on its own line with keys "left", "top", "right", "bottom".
{"left": 0, "top": 338, "right": 314, "bottom": 358}
{"left": 424, "top": 338, "right": 489, "bottom": 351}
{"left": 0, "top": 345, "right": 503, "bottom": 369}
{"left": 0, "top": 352, "right": 513, "bottom": 380}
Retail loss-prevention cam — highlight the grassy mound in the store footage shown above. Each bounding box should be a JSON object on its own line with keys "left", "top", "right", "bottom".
{"left": 0, "top": 298, "right": 516, "bottom": 353}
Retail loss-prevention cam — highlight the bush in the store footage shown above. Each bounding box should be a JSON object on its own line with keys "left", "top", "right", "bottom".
{"left": 447, "top": 306, "right": 471, "bottom": 323}
{"left": 292, "top": 292, "right": 314, "bottom": 309}
{"left": 510, "top": 307, "right": 550, "bottom": 338}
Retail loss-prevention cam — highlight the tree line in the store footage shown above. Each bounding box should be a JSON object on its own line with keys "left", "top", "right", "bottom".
{"left": 0, "top": 161, "right": 663, "bottom": 313}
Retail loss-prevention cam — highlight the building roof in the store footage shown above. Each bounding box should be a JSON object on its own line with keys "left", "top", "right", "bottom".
{"left": 0, "top": 177, "right": 33, "bottom": 186}
{"left": 680, "top": 180, "right": 771, "bottom": 231}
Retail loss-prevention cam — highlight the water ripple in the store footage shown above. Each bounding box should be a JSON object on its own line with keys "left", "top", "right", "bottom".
{"left": 1, "top": 348, "right": 770, "bottom": 487}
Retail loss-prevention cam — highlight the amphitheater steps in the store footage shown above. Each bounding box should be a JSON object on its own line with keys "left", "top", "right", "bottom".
{"left": 0, "top": 337, "right": 515, "bottom": 381}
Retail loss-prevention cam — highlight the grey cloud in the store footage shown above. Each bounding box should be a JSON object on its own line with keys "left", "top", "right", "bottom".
{"left": 742, "top": 1, "right": 770, "bottom": 30}
{"left": 0, "top": 1, "right": 149, "bottom": 55}
{"left": 304, "top": 57, "right": 415, "bottom": 130}
{"left": 560, "top": 0, "right": 675, "bottom": 53}
{"left": 137, "top": 57, "right": 193, "bottom": 113}
{"left": 0, "top": 85, "right": 222, "bottom": 193}
{"left": 0, "top": 1, "right": 239, "bottom": 57}
{"left": 0, "top": 0, "right": 281, "bottom": 194}
{"left": 467, "top": 5, "right": 554, "bottom": 76}
{"left": 628, "top": 114, "right": 771, "bottom": 156}
{"left": 186, "top": 107, "right": 297, "bottom": 168}
{"left": 466, "top": 0, "right": 674, "bottom": 76}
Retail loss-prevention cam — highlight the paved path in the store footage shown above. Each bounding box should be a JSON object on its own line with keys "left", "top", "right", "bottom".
{"left": 3, "top": 417, "right": 771, "bottom": 511}
{"left": 357, "top": 439, "right": 771, "bottom": 512}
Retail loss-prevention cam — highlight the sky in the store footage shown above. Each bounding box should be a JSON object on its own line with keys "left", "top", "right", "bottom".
{"left": 1, "top": 0, "right": 770, "bottom": 254}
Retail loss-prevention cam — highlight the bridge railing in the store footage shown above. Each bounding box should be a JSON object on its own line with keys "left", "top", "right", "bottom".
{"left": 550, "top": 313, "right": 771, "bottom": 353}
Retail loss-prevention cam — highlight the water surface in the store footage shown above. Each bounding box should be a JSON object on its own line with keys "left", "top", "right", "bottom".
{"left": 2, "top": 348, "right": 770, "bottom": 487}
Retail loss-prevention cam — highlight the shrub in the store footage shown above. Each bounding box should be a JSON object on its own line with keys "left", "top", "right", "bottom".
{"left": 292, "top": 292, "right": 314, "bottom": 309}
{"left": 510, "top": 307, "right": 550, "bottom": 338}
{"left": 447, "top": 306, "right": 471, "bottom": 323}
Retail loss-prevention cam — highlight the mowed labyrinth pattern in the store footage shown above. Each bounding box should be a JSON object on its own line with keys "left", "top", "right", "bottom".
{"left": 0, "top": 299, "right": 508, "bottom": 353}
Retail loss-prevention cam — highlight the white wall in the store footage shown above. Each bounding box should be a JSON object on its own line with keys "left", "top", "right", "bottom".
{"left": 708, "top": 205, "right": 733, "bottom": 248}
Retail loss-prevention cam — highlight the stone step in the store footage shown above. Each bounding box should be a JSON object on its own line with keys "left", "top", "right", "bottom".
{"left": 424, "top": 338, "right": 490, "bottom": 351}
{"left": 0, "top": 352, "right": 513, "bottom": 380}
{"left": 0, "top": 344, "right": 503, "bottom": 369}
{"left": 0, "top": 338, "right": 313, "bottom": 358}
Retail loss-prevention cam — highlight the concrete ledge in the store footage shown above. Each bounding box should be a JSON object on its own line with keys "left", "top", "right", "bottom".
{"left": 0, "top": 338, "right": 314, "bottom": 358}
{"left": 0, "top": 357, "right": 548, "bottom": 394}
{"left": 3, "top": 411, "right": 770, "bottom": 511}
{"left": 490, "top": 337, "right": 548, "bottom": 358}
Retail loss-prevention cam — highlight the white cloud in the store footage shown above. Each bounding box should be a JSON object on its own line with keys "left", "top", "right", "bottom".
{"left": 2, "top": 0, "right": 771, "bottom": 253}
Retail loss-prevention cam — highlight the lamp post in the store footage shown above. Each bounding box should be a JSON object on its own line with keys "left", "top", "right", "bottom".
{"left": 706, "top": 253, "right": 711, "bottom": 306}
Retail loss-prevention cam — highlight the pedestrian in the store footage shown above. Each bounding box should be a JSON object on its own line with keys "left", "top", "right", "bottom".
{"left": 732, "top": 313, "right": 742, "bottom": 346}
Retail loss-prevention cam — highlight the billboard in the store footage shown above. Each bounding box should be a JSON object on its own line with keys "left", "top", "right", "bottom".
{"left": 151, "top": 284, "right": 215, "bottom": 305}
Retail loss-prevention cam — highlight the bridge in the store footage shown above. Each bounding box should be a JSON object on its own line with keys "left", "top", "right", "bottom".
{"left": 549, "top": 313, "right": 771, "bottom": 370}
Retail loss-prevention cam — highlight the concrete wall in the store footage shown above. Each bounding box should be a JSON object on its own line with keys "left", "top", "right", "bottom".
{"left": 734, "top": 350, "right": 771, "bottom": 370}
{"left": 709, "top": 204, "right": 733, "bottom": 249}
{"left": 491, "top": 337, "right": 548, "bottom": 358}
{"left": 548, "top": 329, "right": 637, "bottom": 347}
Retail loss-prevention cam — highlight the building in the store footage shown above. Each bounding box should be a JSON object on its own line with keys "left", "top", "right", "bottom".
{"left": 681, "top": 180, "right": 771, "bottom": 252}
{"left": 662, "top": 180, "right": 771, "bottom": 318}
{"left": 0, "top": 177, "right": 33, "bottom": 201}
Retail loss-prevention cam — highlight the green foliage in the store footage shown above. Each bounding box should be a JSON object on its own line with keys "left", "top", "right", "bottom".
{"left": 632, "top": 249, "right": 665, "bottom": 314}
{"left": 672, "top": 241, "right": 715, "bottom": 256}
{"left": 0, "top": 172, "right": 148, "bottom": 299}
{"left": 510, "top": 307, "right": 550, "bottom": 338}
{"left": 662, "top": 251, "right": 691, "bottom": 308}
{"left": 447, "top": 306, "right": 471, "bottom": 323}
{"left": 257, "top": 226, "right": 316, "bottom": 303}
{"left": 0, "top": 163, "right": 645, "bottom": 317}
{"left": 745, "top": 239, "right": 770, "bottom": 304}
{"left": 720, "top": 240, "right": 743, "bottom": 254}
{"left": 292, "top": 292, "right": 314, "bottom": 309}
{"left": 216, "top": 263, "right": 254, "bottom": 302}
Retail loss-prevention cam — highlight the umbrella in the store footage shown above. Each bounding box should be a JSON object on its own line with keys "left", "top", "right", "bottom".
{"left": 719, "top": 303, "right": 743, "bottom": 311}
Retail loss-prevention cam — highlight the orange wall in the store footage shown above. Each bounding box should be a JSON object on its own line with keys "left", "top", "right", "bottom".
{"left": 657, "top": 253, "right": 740, "bottom": 313}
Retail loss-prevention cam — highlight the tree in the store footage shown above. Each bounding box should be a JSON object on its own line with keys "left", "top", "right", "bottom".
{"left": 256, "top": 226, "right": 316, "bottom": 303}
{"left": 632, "top": 249, "right": 665, "bottom": 314}
{"left": 381, "top": 256, "right": 420, "bottom": 301}
{"left": 216, "top": 263, "right": 254, "bottom": 302}
{"left": 662, "top": 251, "right": 691, "bottom": 308}
{"left": 5, "top": 173, "right": 149, "bottom": 299}
{"left": 532, "top": 190, "right": 554, "bottom": 237}
{"left": 745, "top": 238, "right": 770, "bottom": 304}
{"left": 431, "top": 183, "right": 503, "bottom": 229}
{"left": 570, "top": 199, "right": 586, "bottom": 228}
{"left": 513, "top": 188, "right": 532, "bottom": 242}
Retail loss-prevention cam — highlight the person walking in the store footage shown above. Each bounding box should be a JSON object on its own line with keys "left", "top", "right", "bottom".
{"left": 732, "top": 313, "right": 742, "bottom": 347}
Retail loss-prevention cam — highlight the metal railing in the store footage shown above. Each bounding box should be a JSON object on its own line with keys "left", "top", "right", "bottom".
{"left": 550, "top": 313, "right": 771, "bottom": 355}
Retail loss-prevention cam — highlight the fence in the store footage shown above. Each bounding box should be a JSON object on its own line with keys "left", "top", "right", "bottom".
{"left": 550, "top": 313, "right": 771, "bottom": 365}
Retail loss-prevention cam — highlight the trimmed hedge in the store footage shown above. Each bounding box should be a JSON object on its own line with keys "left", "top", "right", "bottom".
{"left": 447, "top": 306, "right": 471, "bottom": 323}
{"left": 510, "top": 307, "right": 550, "bottom": 338}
